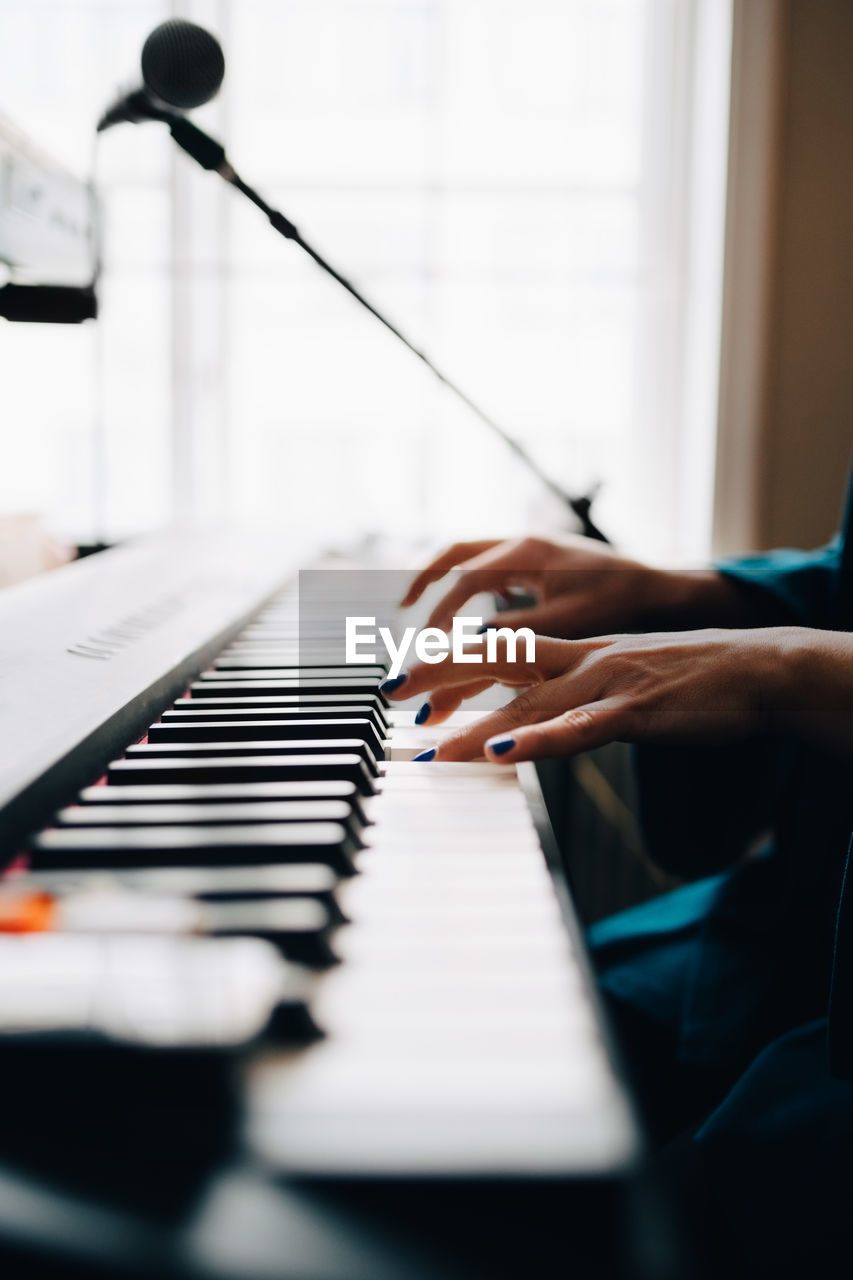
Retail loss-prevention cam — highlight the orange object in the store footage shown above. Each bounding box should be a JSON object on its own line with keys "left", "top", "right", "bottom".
{"left": 0, "top": 891, "right": 56, "bottom": 933}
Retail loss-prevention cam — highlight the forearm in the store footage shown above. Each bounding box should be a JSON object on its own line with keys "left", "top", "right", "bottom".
{"left": 768, "top": 627, "right": 853, "bottom": 756}
{"left": 641, "top": 568, "right": 798, "bottom": 631}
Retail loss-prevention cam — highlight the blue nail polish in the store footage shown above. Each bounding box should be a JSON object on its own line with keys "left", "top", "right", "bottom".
{"left": 412, "top": 747, "right": 436, "bottom": 762}
{"left": 487, "top": 736, "right": 515, "bottom": 756}
{"left": 476, "top": 624, "right": 496, "bottom": 635}
{"left": 415, "top": 702, "right": 431, "bottom": 725}
{"left": 380, "top": 674, "right": 408, "bottom": 694}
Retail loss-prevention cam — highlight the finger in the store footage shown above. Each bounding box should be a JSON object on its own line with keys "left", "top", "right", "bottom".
{"left": 479, "top": 597, "right": 586, "bottom": 640}
{"left": 489, "top": 595, "right": 635, "bottom": 642}
{"left": 425, "top": 560, "right": 542, "bottom": 631}
{"left": 425, "top": 572, "right": 505, "bottom": 632}
{"left": 380, "top": 635, "right": 575, "bottom": 702}
{"left": 423, "top": 540, "right": 547, "bottom": 631}
{"left": 414, "top": 681, "right": 493, "bottom": 726}
{"left": 427, "top": 689, "right": 557, "bottom": 762}
{"left": 400, "top": 541, "right": 500, "bottom": 608}
{"left": 423, "top": 685, "right": 632, "bottom": 763}
{"left": 483, "top": 696, "right": 634, "bottom": 764}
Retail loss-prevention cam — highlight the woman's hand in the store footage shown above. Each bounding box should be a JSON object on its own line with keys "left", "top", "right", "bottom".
{"left": 384, "top": 628, "right": 818, "bottom": 764}
{"left": 400, "top": 535, "right": 659, "bottom": 637}
{"left": 400, "top": 534, "right": 781, "bottom": 640}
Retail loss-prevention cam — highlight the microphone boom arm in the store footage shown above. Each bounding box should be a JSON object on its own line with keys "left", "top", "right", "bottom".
{"left": 166, "top": 115, "right": 608, "bottom": 541}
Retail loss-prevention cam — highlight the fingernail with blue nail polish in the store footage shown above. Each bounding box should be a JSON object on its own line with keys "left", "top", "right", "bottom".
{"left": 487, "top": 736, "right": 515, "bottom": 756}
{"left": 476, "top": 624, "right": 496, "bottom": 635}
{"left": 415, "top": 702, "right": 431, "bottom": 725}
{"left": 412, "top": 748, "right": 436, "bottom": 762}
{"left": 380, "top": 674, "right": 408, "bottom": 694}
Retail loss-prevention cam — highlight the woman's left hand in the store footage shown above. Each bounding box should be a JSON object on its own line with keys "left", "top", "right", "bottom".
{"left": 383, "top": 629, "right": 792, "bottom": 763}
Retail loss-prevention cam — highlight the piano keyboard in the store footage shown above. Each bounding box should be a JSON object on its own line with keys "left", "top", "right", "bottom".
{"left": 0, "top": 534, "right": 639, "bottom": 1186}
{"left": 250, "top": 753, "right": 633, "bottom": 1174}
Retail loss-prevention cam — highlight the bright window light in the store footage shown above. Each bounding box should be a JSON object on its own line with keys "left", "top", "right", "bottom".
{"left": 0, "top": 0, "right": 731, "bottom": 563}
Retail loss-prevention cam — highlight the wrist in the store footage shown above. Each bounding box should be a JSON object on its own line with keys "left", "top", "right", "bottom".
{"left": 644, "top": 568, "right": 793, "bottom": 630}
{"left": 759, "top": 627, "right": 853, "bottom": 758}
{"left": 754, "top": 626, "right": 805, "bottom": 735}
{"left": 639, "top": 568, "right": 728, "bottom": 629}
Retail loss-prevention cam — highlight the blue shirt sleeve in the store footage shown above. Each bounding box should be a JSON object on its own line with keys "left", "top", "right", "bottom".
{"left": 715, "top": 537, "right": 843, "bottom": 628}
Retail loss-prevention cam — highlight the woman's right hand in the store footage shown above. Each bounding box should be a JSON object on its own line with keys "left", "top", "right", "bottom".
{"left": 400, "top": 533, "right": 671, "bottom": 639}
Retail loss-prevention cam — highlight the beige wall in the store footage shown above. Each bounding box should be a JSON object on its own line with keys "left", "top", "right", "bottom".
{"left": 714, "top": 0, "right": 853, "bottom": 554}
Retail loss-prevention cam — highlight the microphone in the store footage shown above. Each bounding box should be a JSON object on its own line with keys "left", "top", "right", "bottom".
{"left": 97, "top": 20, "right": 224, "bottom": 132}
{"left": 0, "top": 283, "right": 97, "bottom": 324}
{"left": 96, "top": 22, "right": 608, "bottom": 541}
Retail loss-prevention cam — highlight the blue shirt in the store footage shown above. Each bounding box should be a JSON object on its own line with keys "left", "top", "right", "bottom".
{"left": 616, "top": 470, "right": 853, "bottom": 1073}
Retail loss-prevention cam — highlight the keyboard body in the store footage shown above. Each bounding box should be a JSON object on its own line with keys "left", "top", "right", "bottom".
{"left": 0, "top": 534, "right": 651, "bottom": 1280}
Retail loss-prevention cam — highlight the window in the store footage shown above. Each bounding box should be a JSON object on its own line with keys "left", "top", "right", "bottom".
{"left": 1, "top": 0, "right": 732, "bottom": 562}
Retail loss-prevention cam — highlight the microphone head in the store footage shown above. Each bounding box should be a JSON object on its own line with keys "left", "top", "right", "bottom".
{"left": 140, "top": 20, "right": 225, "bottom": 111}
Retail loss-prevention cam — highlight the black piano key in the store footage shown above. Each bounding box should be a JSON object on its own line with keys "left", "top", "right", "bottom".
{"left": 219, "top": 640, "right": 378, "bottom": 652}
{"left": 172, "top": 693, "right": 389, "bottom": 729}
{"left": 201, "top": 667, "right": 384, "bottom": 682}
{"left": 55, "top": 800, "right": 364, "bottom": 846}
{"left": 213, "top": 657, "right": 388, "bottom": 672}
{"left": 161, "top": 704, "right": 387, "bottom": 735}
{"left": 14, "top": 863, "right": 346, "bottom": 922}
{"left": 147, "top": 719, "right": 385, "bottom": 760}
{"left": 225, "top": 648, "right": 362, "bottom": 659}
{"left": 29, "top": 822, "right": 358, "bottom": 875}
{"left": 124, "top": 739, "right": 380, "bottom": 778}
{"left": 0, "top": 939, "right": 321, "bottom": 1117}
{"left": 200, "top": 899, "right": 337, "bottom": 967}
{"left": 235, "top": 623, "right": 338, "bottom": 633}
{"left": 4, "top": 891, "right": 336, "bottom": 969}
{"left": 106, "top": 754, "right": 375, "bottom": 794}
{"left": 227, "top": 636, "right": 345, "bottom": 649}
{"left": 189, "top": 678, "right": 386, "bottom": 701}
{"left": 76, "top": 781, "right": 369, "bottom": 824}
{"left": 218, "top": 655, "right": 356, "bottom": 667}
